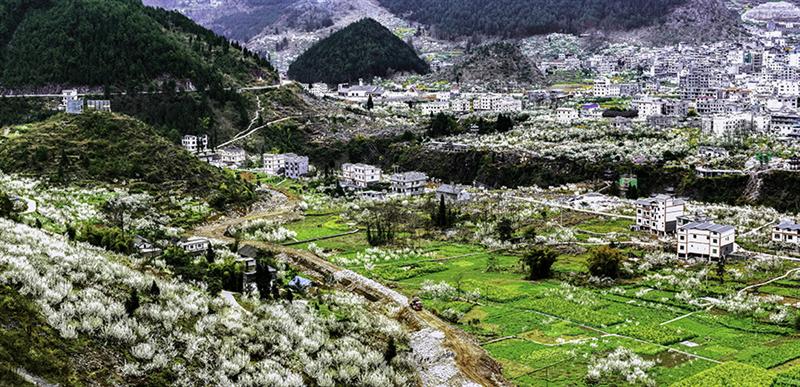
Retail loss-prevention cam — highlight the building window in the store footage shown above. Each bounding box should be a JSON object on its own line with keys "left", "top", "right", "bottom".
{"left": 712, "top": 248, "right": 717, "bottom": 254}
{"left": 679, "top": 246, "right": 684, "bottom": 250}
{"left": 712, "top": 239, "right": 717, "bottom": 244}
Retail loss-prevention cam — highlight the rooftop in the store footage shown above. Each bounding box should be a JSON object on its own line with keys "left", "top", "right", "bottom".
{"left": 679, "top": 222, "right": 734, "bottom": 234}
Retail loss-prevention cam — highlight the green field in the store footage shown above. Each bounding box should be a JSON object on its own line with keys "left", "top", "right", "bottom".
{"left": 267, "top": 181, "right": 800, "bottom": 386}
{"left": 301, "top": 218, "right": 800, "bottom": 386}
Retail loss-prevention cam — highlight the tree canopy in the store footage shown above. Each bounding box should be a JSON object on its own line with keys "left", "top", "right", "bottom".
{"left": 376, "top": 0, "right": 688, "bottom": 39}
{"left": 0, "top": 0, "right": 274, "bottom": 88}
{"left": 287, "top": 18, "right": 429, "bottom": 84}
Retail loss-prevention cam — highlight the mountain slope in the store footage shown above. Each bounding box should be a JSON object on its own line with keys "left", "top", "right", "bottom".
{"left": 0, "top": 112, "right": 254, "bottom": 207}
{"left": 287, "top": 18, "right": 429, "bottom": 84}
{"left": 0, "top": 0, "right": 275, "bottom": 90}
{"left": 634, "top": 0, "right": 743, "bottom": 44}
{"left": 448, "top": 42, "right": 544, "bottom": 90}
{"left": 375, "top": 0, "right": 690, "bottom": 39}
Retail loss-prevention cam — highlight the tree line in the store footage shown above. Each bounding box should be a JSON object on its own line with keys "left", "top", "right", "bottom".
{"left": 376, "top": 0, "right": 688, "bottom": 39}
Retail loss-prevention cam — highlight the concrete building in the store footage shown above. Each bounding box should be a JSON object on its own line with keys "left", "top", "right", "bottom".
{"left": 340, "top": 163, "right": 382, "bottom": 189}
{"left": 702, "top": 114, "right": 752, "bottom": 136}
{"left": 436, "top": 184, "right": 471, "bottom": 203}
{"left": 310, "top": 83, "right": 329, "bottom": 97}
{"left": 86, "top": 100, "right": 111, "bottom": 112}
{"left": 337, "top": 82, "right": 384, "bottom": 99}
{"left": 177, "top": 236, "right": 211, "bottom": 255}
{"left": 263, "top": 153, "right": 309, "bottom": 179}
{"left": 773, "top": 221, "right": 800, "bottom": 245}
{"left": 676, "top": 222, "right": 736, "bottom": 261}
{"left": 632, "top": 97, "right": 663, "bottom": 120}
{"left": 634, "top": 195, "right": 686, "bottom": 235}
{"left": 219, "top": 146, "right": 247, "bottom": 167}
{"left": 420, "top": 101, "right": 449, "bottom": 115}
{"left": 494, "top": 97, "right": 523, "bottom": 113}
{"left": 62, "top": 89, "right": 83, "bottom": 114}
{"left": 181, "top": 135, "right": 209, "bottom": 154}
{"left": 390, "top": 171, "right": 428, "bottom": 196}
{"left": 450, "top": 98, "right": 472, "bottom": 113}
{"left": 476, "top": 94, "right": 501, "bottom": 111}
{"left": 556, "top": 107, "right": 579, "bottom": 124}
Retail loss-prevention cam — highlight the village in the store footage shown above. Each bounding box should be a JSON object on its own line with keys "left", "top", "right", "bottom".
{"left": 6, "top": 0, "right": 800, "bottom": 385}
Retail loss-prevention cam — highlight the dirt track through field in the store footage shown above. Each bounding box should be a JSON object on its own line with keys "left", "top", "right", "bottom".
{"left": 191, "top": 199, "right": 510, "bottom": 386}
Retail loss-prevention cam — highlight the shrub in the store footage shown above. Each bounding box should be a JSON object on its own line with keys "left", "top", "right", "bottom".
{"left": 587, "top": 246, "right": 625, "bottom": 279}
{"left": 521, "top": 247, "right": 558, "bottom": 280}
{"left": 77, "top": 224, "right": 133, "bottom": 254}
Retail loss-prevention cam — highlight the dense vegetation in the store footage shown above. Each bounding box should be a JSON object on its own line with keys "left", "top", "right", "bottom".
{"left": 0, "top": 0, "right": 275, "bottom": 89}
{"left": 0, "top": 112, "right": 255, "bottom": 208}
{"left": 287, "top": 18, "right": 430, "bottom": 84}
{"left": 376, "top": 0, "right": 688, "bottom": 39}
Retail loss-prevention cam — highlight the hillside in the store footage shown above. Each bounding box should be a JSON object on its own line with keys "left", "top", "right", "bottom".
{"left": 634, "top": 0, "right": 743, "bottom": 44}
{"left": 375, "top": 0, "right": 689, "bottom": 39}
{"left": 287, "top": 18, "right": 429, "bottom": 84}
{"left": 448, "top": 42, "right": 544, "bottom": 90}
{"left": 0, "top": 0, "right": 275, "bottom": 90}
{"left": 0, "top": 112, "right": 254, "bottom": 208}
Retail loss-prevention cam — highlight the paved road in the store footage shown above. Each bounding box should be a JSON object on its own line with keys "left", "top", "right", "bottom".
{"left": 216, "top": 116, "right": 296, "bottom": 148}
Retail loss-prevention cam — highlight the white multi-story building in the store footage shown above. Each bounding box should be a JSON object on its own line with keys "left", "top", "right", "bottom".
{"left": 773, "top": 221, "right": 800, "bottom": 245}
{"left": 177, "top": 236, "right": 211, "bottom": 254}
{"left": 420, "top": 101, "right": 450, "bottom": 115}
{"left": 632, "top": 97, "right": 663, "bottom": 120}
{"left": 86, "top": 100, "right": 111, "bottom": 112}
{"left": 635, "top": 195, "right": 686, "bottom": 235}
{"left": 592, "top": 78, "right": 621, "bottom": 97}
{"left": 494, "top": 97, "right": 523, "bottom": 113}
{"left": 182, "top": 135, "right": 209, "bottom": 154}
{"left": 340, "top": 163, "right": 382, "bottom": 189}
{"left": 770, "top": 111, "right": 800, "bottom": 136}
{"left": 703, "top": 114, "right": 752, "bottom": 136}
{"left": 390, "top": 171, "right": 428, "bottom": 196}
{"left": 556, "top": 107, "right": 579, "bottom": 124}
{"left": 676, "top": 222, "right": 736, "bottom": 261}
{"left": 450, "top": 98, "right": 472, "bottom": 113}
{"left": 62, "top": 89, "right": 83, "bottom": 114}
{"left": 218, "top": 146, "right": 247, "bottom": 167}
{"left": 310, "top": 83, "right": 329, "bottom": 97}
{"left": 476, "top": 94, "right": 501, "bottom": 111}
{"left": 263, "top": 153, "right": 309, "bottom": 179}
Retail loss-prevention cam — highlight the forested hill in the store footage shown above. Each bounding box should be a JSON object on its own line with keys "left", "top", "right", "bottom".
{"left": 287, "top": 18, "right": 430, "bottom": 84}
{"left": 0, "top": 0, "right": 276, "bottom": 90}
{"left": 0, "top": 112, "right": 255, "bottom": 208}
{"left": 375, "top": 0, "right": 689, "bottom": 39}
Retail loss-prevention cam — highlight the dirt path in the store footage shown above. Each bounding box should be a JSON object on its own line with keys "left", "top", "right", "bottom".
{"left": 191, "top": 203, "right": 510, "bottom": 386}
{"left": 737, "top": 266, "right": 800, "bottom": 297}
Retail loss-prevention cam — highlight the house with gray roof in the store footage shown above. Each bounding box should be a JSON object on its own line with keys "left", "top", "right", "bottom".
{"left": 677, "top": 221, "right": 736, "bottom": 261}
{"left": 390, "top": 171, "right": 428, "bottom": 196}
{"left": 436, "top": 184, "right": 471, "bottom": 203}
{"left": 773, "top": 220, "right": 800, "bottom": 245}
